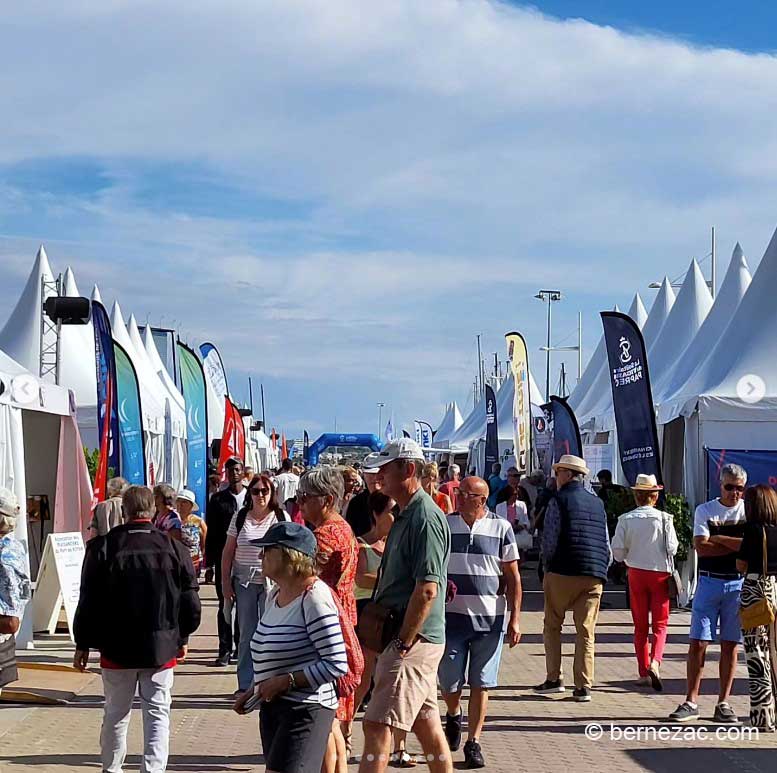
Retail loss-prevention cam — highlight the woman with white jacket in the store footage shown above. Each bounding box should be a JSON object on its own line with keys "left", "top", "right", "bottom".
{"left": 611, "top": 474, "right": 678, "bottom": 692}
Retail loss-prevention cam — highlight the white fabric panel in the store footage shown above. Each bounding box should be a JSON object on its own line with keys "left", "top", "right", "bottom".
{"left": 656, "top": 246, "right": 751, "bottom": 421}
{"left": 0, "top": 246, "right": 54, "bottom": 374}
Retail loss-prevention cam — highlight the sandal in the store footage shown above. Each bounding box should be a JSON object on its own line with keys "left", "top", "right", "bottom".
{"left": 390, "top": 750, "right": 417, "bottom": 768}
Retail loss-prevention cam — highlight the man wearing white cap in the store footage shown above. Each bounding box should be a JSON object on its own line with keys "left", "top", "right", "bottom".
{"left": 611, "top": 474, "right": 678, "bottom": 691}
{"left": 534, "top": 454, "right": 610, "bottom": 702}
{"left": 358, "top": 438, "right": 452, "bottom": 773}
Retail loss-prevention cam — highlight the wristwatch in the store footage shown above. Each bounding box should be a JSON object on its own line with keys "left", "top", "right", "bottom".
{"left": 392, "top": 638, "right": 412, "bottom": 654}
{"left": 287, "top": 672, "right": 297, "bottom": 690}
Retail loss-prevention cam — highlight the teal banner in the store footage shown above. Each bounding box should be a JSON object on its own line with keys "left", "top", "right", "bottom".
{"left": 178, "top": 342, "right": 209, "bottom": 515}
{"left": 114, "top": 341, "right": 146, "bottom": 485}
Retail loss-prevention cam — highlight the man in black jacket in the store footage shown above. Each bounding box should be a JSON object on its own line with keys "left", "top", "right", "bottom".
{"left": 204, "top": 456, "right": 247, "bottom": 665}
{"left": 73, "top": 485, "right": 200, "bottom": 773}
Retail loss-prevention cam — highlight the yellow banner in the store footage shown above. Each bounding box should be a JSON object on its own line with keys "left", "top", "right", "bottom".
{"left": 505, "top": 332, "right": 531, "bottom": 473}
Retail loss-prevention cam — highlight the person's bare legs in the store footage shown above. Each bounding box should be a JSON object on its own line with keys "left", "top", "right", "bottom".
{"left": 359, "top": 720, "right": 393, "bottom": 773}
{"left": 411, "top": 711, "right": 453, "bottom": 773}
{"left": 465, "top": 688, "right": 489, "bottom": 741}
{"left": 718, "top": 641, "right": 739, "bottom": 703}
{"left": 686, "top": 639, "right": 709, "bottom": 703}
{"left": 441, "top": 690, "right": 462, "bottom": 717}
{"left": 354, "top": 649, "right": 378, "bottom": 717}
{"left": 322, "top": 731, "right": 337, "bottom": 773}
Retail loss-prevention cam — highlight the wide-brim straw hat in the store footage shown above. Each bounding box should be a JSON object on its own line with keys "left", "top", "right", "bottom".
{"left": 552, "top": 454, "right": 590, "bottom": 476}
{"left": 630, "top": 474, "right": 664, "bottom": 492}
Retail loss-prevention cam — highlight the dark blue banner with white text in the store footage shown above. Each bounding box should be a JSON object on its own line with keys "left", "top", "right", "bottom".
{"left": 92, "top": 301, "right": 120, "bottom": 500}
{"left": 601, "top": 311, "right": 662, "bottom": 487}
{"left": 484, "top": 384, "right": 499, "bottom": 471}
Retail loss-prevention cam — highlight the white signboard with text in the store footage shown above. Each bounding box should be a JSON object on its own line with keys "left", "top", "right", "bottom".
{"left": 32, "top": 532, "right": 85, "bottom": 643}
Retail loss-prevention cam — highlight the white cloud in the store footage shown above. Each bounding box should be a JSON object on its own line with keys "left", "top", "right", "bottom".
{"left": 2, "top": 0, "right": 777, "bottom": 431}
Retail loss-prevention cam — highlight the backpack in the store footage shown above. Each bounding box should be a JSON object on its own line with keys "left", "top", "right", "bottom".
{"left": 235, "top": 507, "right": 289, "bottom": 534}
{"left": 302, "top": 581, "right": 364, "bottom": 698}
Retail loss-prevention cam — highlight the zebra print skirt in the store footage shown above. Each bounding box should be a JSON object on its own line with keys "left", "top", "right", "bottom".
{"left": 742, "top": 575, "right": 777, "bottom": 730}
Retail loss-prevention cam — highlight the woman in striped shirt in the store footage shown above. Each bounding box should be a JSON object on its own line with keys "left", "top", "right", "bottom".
{"left": 222, "top": 474, "right": 286, "bottom": 693}
{"left": 239, "top": 521, "right": 347, "bottom": 773}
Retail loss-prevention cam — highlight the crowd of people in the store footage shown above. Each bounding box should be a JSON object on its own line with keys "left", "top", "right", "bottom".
{"left": 1, "top": 439, "right": 777, "bottom": 771}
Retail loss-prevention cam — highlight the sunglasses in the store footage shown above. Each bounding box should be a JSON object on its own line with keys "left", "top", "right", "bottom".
{"left": 458, "top": 490, "right": 484, "bottom": 499}
{"left": 723, "top": 483, "right": 745, "bottom": 493}
{"left": 251, "top": 487, "right": 270, "bottom": 496}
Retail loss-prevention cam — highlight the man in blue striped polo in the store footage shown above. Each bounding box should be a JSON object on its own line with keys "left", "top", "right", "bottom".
{"left": 439, "top": 476, "right": 522, "bottom": 769}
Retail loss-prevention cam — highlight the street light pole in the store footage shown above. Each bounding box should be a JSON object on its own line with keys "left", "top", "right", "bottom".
{"left": 535, "top": 290, "right": 562, "bottom": 402}
{"left": 377, "top": 402, "right": 385, "bottom": 436}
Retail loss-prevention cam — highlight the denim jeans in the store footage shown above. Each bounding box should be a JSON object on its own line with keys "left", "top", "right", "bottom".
{"left": 101, "top": 666, "right": 174, "bottom": 773}
{"left": 234, "top": 580, "right": 267, "bottom": 691}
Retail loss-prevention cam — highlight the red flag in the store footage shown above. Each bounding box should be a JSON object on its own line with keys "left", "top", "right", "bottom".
{"left": 271, "top": 428, "right": 278, "bottom": 450}
{"left": 281, "top": 433, "right": 288, "bottom": 461}
{"left": 217, "top": 398, "right": 246, "bottom": 477}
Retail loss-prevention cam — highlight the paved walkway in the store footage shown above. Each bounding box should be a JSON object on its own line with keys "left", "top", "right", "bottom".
{"left": 2, "top": 561, "right": 776, "bottom": 772}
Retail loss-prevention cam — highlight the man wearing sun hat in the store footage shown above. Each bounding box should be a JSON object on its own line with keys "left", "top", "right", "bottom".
{"left": 534, "top": 454, "right": 610, "bottom": 702}
{"left": 611, "top": 474, "right": 678, "bottom": 692}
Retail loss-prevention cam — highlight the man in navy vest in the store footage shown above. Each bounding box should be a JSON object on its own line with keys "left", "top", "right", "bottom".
{"left": 534, "top": 455, "right": 610, "bottom": 702}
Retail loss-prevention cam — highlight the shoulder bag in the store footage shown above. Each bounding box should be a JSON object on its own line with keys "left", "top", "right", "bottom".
{"left": 662, "top": 513, "right": 683, "bottom": 601}
{"left": 740, "top": 528, "right": 776, "bottom": 629}
{"left": 356, "top": 559, "right": 402, "bottom": 654}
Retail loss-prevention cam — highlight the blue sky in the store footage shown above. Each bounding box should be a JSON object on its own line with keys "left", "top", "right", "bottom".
{"left": 2, "top": 1, "right": 777, "bottom": 440}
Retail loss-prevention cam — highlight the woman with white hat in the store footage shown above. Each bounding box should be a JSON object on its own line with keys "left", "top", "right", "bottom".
{"left": 611, "top": 474, "right": 678, "bottom": 691}
{"left": 177, "top": 490, "right": 207, "bottom": 576}
{"left": 0, "top": 488, "right": 31, "bottom": 692}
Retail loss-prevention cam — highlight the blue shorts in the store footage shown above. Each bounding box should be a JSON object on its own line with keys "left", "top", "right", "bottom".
{"left": 690, "top": 574, "right": 744, "bottom": 643}
{"left": 438, "top": 627, "right": 504, "bottom": 693}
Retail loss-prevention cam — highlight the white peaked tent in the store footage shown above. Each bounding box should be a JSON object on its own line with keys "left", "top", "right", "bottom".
{"left": 568, "top": 304, "right": 623, "bottom": 413}
{"left": 447, "top": 370, "right": 543, "bottom": 458}
{"left": 0, "top": 246, "right": 53, "bottom": 375}
{"left": 142, "top": 326, "right": 188, "bottom": 489}
{"left": 60, "top": 267, "right": 99, "bottom": 447}
{"left": 91, "top": 284, "right": 103, "bottom": 304}
{"left": 645, "top": 260, "right": 712, "bottom": 396}
{"left": 0, "top": 348, "right": 93, "bottom": 648}
{"left": 660, "top": 226, "right": 777, "bottom": 505}
{"left": 433, "top": 402, "right": 464, "bottom": 448}
{"left": 657, "top": 244, "right": 752, "bottom": 418}
{"left": 577, "top": 291, "right": 653, "bottom": 429}
{"left": 111, "top": 303, "right": 167, "bottom": 485}
{"left": 128, "top": 315, "right": 186, "bottom": 489}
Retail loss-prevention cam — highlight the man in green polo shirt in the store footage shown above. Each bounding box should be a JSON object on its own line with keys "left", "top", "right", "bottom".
{"left": 359, "top": 438, "right": 452, "bottom": 773}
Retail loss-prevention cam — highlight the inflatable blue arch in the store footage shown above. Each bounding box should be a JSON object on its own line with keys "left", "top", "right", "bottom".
{"left": 306, "top": 433, "right": 383, "bottom": 466}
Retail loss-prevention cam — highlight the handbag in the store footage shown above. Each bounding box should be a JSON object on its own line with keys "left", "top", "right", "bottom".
{"left": 355, "top": 560, "right": 402, "bottom": 653}
{"left": 740, "top": 528, "right": 776, "bottom": 630}
{"left": 662, "top": 513, "right": 683, "bottom": 601}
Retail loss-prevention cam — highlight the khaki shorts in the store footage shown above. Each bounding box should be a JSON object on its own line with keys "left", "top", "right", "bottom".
{"left": 364, "top": 640, "right": 445, "bottom": 732}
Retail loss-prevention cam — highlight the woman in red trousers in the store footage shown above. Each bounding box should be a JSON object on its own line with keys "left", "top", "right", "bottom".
{"left": 612, "top": 474, "right": 679, "bottom": 691}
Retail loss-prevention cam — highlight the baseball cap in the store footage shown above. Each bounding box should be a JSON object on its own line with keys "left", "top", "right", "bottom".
{"left": 224, "top": 456, "right": 243, "bottom": 469}
{"left": 176, "top": 489, "right": 199, "bottom": 511}
{"left": 250, "top": 521, "right": 317, "bottom": 558}
{"left": 363, "top": 438, "right": 425, "bottom": 470}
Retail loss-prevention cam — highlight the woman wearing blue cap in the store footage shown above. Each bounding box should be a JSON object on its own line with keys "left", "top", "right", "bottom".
{"left": 235, "top": 521, "right": 348, "bottom": 773}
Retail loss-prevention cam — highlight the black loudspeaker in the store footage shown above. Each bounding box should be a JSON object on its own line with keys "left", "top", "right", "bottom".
{"left": 211, "top": 439, "right": 221, "bottom": 459}
{"left": 44, "top": 296, "right": 91, "bottom": 325}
